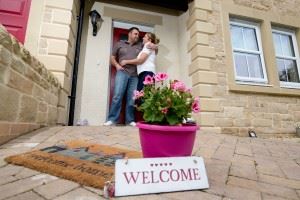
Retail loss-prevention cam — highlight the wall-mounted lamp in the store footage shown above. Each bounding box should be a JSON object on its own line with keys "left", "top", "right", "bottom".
{"left": 89, "top": 10, "right": 103, "bottom": 36}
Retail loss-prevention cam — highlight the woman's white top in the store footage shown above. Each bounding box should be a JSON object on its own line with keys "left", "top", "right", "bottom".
{"left": 137, "top": 42, "right": 156, "bottom": 75}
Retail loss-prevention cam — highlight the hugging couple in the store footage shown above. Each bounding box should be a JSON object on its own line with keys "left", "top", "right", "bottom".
{"left": 104, "top": 27, "right": 159, "bottom": 126}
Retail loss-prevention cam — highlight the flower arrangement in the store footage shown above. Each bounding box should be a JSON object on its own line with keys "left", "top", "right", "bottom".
{"left": 133, "top": 72, "right": 200, "bottom": 125}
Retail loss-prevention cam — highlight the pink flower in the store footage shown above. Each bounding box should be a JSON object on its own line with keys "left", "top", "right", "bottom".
{"left": 172, "top": 81, "right": 186, "bottom": 92}
{"left": 185, "top": 88, "right": 192, "bottom": 93}
{"left": 161, "top": 108, "right": 168, "bottom": 114}
{"left": 194, "top": 97, "right": 200, "bottom": 103}
{"left": 143, "top": 75, "right": 154, "bottom": 85}
{"left": 133, "top": 90, "right": 144, "bottom": 100}
{"left": 192, "top": 97, "right": 200, "bottom": 113}
{"left": 170, "top": 80, "right": 177, "bottom": 90}
{"left": 154, "top": 73, "right": 168, "bottom": 82}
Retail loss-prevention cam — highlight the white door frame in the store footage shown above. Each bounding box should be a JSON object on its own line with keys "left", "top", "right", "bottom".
{"left": 112, "top": 20, "right": 154, "bottom": 32}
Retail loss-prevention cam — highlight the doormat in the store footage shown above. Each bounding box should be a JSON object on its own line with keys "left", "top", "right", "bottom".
{"left": 5, "top": 140, "right": 141, "bottom": 189}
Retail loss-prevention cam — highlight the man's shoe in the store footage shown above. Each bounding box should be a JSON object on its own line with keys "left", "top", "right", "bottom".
{"left": 103, "top": 121, "right": 114, "bottom": 126}
{"left": 128, "top": 122, "right": 136, "bottom": 127}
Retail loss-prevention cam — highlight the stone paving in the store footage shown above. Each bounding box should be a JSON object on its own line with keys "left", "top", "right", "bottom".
{"left": 0, "top": 126, "right": 299, "bottom": 200}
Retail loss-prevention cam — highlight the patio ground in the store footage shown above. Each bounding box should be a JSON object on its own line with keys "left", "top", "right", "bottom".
{"left": 0, "top": 126, "right": 299, "bottom": 200}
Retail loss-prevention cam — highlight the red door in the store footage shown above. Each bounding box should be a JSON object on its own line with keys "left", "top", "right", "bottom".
{"left": 0, "top": 0, "right": 32, "bottom": 43}
{"left": 109, "top": 27, "right": 145, "bottom": 124}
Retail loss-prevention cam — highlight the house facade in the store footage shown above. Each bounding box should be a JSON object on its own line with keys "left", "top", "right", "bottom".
{"left": 0, "top": 0, "right": 299, "bottom": 139}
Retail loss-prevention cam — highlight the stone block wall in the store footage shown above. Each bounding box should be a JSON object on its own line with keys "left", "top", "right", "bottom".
{"left": 232, "top": 0, "right": 300, "bottom": 16}
{"left": 188, "top": 0, "right": 300, "bottom": 137}
{"left": 187, "top": 0, "right": 221, "bottom": 134}
{"left": 37, "top": 0, "right": 79, "bottom": 124}
{"left": 0, "top": 25, "right": 62, "bottom": 145}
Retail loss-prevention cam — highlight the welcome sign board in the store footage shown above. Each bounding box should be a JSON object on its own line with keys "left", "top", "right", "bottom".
{"left": 115, "top": 156, "right": 209, "bottom": 196}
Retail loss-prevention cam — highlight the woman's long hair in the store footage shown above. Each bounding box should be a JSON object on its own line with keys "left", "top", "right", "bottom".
{"left": 146, "top": 32, "right": 160, "bottom": 44}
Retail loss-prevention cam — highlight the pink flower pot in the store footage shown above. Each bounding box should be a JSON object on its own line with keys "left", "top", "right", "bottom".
{"left": 137, "top": 122, "right": 199, "bottom": 158}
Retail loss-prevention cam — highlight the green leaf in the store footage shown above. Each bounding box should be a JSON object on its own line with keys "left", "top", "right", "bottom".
{"left": 166, "top": 112, "right": 180, "bottom": 125}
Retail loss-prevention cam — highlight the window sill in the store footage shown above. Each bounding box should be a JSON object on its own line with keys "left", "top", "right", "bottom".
{"left": 236, "top": 81, "right": 273, "bottom": 87}
{"left": 229, "top": 82, "right": 300, "bottom": 96}
{"left": 280, "top": 82, "right": 300, "bottom": 89}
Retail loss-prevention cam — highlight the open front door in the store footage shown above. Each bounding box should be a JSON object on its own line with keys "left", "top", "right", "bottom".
{"left": 109, "top": 27, "right": 146, "bottom": 124}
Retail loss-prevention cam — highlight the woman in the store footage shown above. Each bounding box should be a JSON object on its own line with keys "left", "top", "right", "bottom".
{"left": 120, "top": 32, "right": 159, "bottom": 91}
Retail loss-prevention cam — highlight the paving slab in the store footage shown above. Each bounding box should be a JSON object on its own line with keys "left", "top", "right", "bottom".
{"left": 296, "top": 191, "right": 300, "bottom": 200}
{"left": 34, "top": 179, "right": 79, "bottom": 199}
{"left": 0, "top": 126, "right": 298, "bottom": 199}
{"left": 53, "top": 188, "right": 103, "bottom": 200}
{"left": 228, "top": 176, "right": 299, "bottom": 199}
{"left": 161, "top": 191, "right": 222, "bottom": 200}
{"left": 6, "top": 191, "right": 45, "bottom": 200}
{"left": 224, "top": 185, "right": 261, "bottom": 200}
{"left": 0, "top": 175, "right": 17, "bottom": 186}
{"left": 0, "top": 174, "right": 57, "bottom": 200}
{"left": 258, "top": 174, "right": 300, "bottom": 190}
{"left": 0, "top": 164, "right": 23, "bottom": 178}
{"left": 229, "top": 163, "right": 258, "bottom": 180}
{"left": 14, "top": 168, "right": 40, "bottom": 179}
{"left": 261, "top": 193, "right": 287, "bottom": 200}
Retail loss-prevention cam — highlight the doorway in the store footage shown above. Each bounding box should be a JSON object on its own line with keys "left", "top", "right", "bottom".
{"left": 109, "top": 21, "right": 153, "bottom": 124}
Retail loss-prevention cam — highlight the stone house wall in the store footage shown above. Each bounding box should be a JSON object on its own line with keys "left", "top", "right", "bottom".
{"left": 27, "top": 0, "right": 80, "bottom": 125}
{"left": 188, "top": 0, "right": 300, "bottom": 137}
{"left": 0, "top": 25, "right": 62, "bottom": 145}
{"left": 1, "top": 0, "right": 298, "bottom": 140}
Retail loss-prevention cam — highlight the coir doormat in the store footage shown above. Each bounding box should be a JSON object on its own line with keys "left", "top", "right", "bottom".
{"left": 5, "top": 140, "right": 141, "bottom": 189}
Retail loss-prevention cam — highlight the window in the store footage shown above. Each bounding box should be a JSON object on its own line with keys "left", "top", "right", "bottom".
{"left": 272, "top": 28, "right": 300, "bottom": 88}
{"left": 230, "top": 19, "right": 268, "bottom": 83}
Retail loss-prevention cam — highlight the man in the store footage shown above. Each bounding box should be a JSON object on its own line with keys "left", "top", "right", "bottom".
{"left": 104, "top": 27, "right": 142, "bottom": 126}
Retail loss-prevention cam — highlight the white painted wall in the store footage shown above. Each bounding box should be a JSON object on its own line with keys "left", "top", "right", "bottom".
{"left": 178, "top": 11, "right": 192, "bottom": 88}
{"left": 24, "top": 0, "right": 45, "bottom": 56}
{"left": 76, "top": 2, "right": 190, "bottom": 125}
{"left": 155, "top": 15, "right": 180, "bottom": 79}
{"left": 75, "top": 3, "right": 112, "bottom": 125}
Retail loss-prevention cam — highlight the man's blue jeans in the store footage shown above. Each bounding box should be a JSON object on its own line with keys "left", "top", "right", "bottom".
{"left": 107, "top": 70, "right": 138, "bottom": 124}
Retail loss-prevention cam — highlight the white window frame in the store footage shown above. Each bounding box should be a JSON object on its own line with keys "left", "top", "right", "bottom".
{"left": 272, "top": 27, "right": 300, "bottom": 89}
{"left": 230, "top": 19, "right": 268, "bottom": 84}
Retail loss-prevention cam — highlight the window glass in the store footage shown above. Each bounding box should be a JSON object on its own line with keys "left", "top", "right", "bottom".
{"left": 273, "top": 33, "right": 282, "bottom": 56}
{"left": 273, "top": 29, "right": 300, "bottom": 85}
{"left": 285, "top": 59, "right": 299, "bottom": 82}
{"left": 281, "top": 34, "right": 294, "bottom": 57}
{"left": 276, "top": 59, "right": 287, "bottom": 81}
{"left": 234, "top": 53, "right": 249, "bottom": 77}
{"left": 231, "top": 25, "right": 244, "bottom": 49}
{"left": 230, "top": 20, "right": 267, "bottom": 83}
{"left": 244, "top": 27, "right": 258, "bottom": 51}
{"left": 247, "top": 54, "right": 263, "bottom": 78}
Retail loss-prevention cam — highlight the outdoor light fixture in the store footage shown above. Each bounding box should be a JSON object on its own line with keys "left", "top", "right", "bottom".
{"left": 89, "top": 10, "right": 103, "bottom": 36}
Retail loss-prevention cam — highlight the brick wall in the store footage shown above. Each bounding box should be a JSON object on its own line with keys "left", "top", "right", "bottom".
{"left": 0, "top": 25, "right": 62, "bottom": 145}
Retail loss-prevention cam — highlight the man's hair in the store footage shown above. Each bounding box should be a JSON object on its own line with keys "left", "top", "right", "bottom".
{"left": 128, "top": 27, "right": 139, "bottom": 33}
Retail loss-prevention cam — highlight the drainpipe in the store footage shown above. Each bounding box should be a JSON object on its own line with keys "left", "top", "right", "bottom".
{"left": 68, "top": 0, "right": 85, "bottom": 125}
